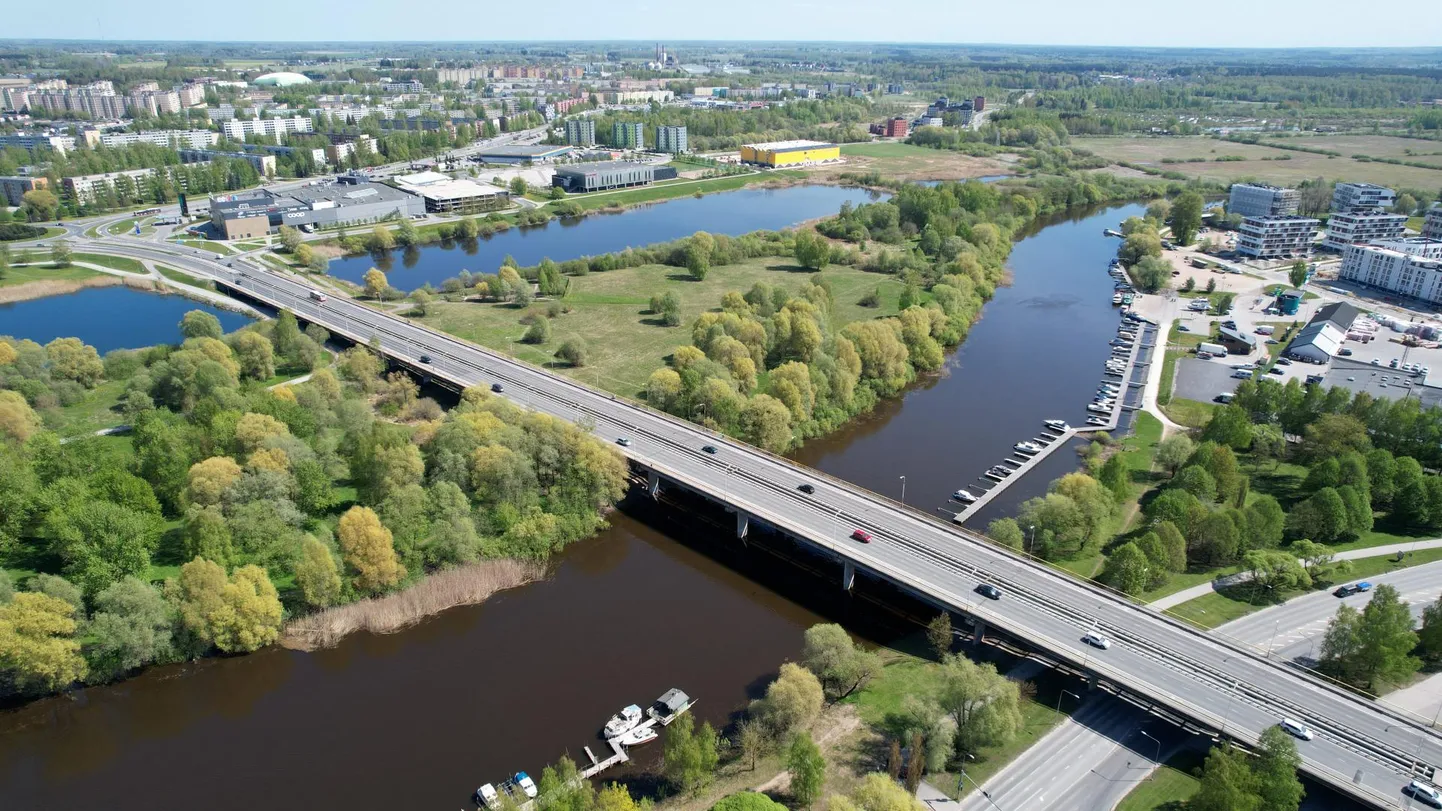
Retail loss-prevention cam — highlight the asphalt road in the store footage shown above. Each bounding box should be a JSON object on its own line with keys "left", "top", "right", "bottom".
{"left": 89, "top": 237, "right": 1442, "bottom": 810}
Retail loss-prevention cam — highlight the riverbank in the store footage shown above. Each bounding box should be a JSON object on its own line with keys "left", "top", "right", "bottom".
{"left": 0, "top": 271, "right": 120, "bottom": 303}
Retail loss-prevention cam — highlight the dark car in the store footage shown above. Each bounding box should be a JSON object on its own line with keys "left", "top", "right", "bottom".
{"left": 797, "top": 483, "right": 815, "bottom": 495}
{"left": 1276, "top": 358, "right": 1292, "bottom": 366}
{"left": 702, "top": 445, "right": 718, "bottom": 455}
{"left": 491, "top": 382, "right": 504, "bottom": 393}
{"left": 975, "top": 584, "right": 1002, "bottom": 600}
{"left": 419, "top": 354, "right": 432, "bottom": 364}
{"left": 850, "top": 529, "right": 872, "bottom": 544}
{"left": 1333, "top": 581, "right": 1373, "bottom": 597}
{"left": 1268, "top": 366, "right": 1285, "bottom": 375}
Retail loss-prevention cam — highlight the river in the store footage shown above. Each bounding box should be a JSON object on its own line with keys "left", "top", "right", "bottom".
{"left": 325, "top": 185, "right": 885, "bottom": 291}
{"left": 0, "top": 201, "right": 1253, "bottom": 811}
{"left": 0, "top": 286, "right": 253, "bottom": 353}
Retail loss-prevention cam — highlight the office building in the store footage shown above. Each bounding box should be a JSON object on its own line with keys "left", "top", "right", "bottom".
{"left": 209, "top": 182, "right": 423, "bottom": 240}
{"left": 1321, "top": 211, "right": 1408, "bottom": 251}
{"left": 0, "top": 175, "right": 49, "bottom": 206}
{"left": 1424, "top": 205, "right": 1442, "bottom": 242}
{"left": 612, "top": 122, "right": 644, "bottom": 149}
{"left": 472, "top": 144, "right": 573, "bottom": 164}
{"left": 1228, "top": 183, "right": 1300, "bottom": 218}
{"left": 655, "top": 125, "right": 688, "bottom": 154}
{"left": 1332, "top": 182, "right": 1396, "bottom": 213}
{"left": 565, "top": 119, "right": 596, "bottom": 146}
{"left": 62, "top": 168, "right": 157, "bottom": 204}
{"left": 0, "top": 133, "right": 77, "bottom": 155}
{"left": 99, "top": 130, "right": 219, "bottom": 150}
{"left": 177, "top": 148, "right": 276, "bottom": 175}
{"left": 392, "top": 171, "right": 510, "bottom": 215}
{"left": 221, "top": 116, "right": 314, "bottom": 141}
{"left": 739, "top": 140, "right": 841, "bottom": 168}
{"left": 1340, "top": 241, "right": 1442, "bottom": 305}
{"left": 552, "top": 161, "right": 671, "bottom": 193}
{"left": 1236, "top": 215, "right": 1319, "bottom": 259}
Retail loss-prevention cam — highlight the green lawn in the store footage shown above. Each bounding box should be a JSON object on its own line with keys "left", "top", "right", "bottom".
{"left": 156, "top": 264, "right": 214, "bottom": 290}
{"left": 72, "top": 253, "right": 147, "bottom": 274}
{"left": 1161, "top": 397, "right": 1215, "bottom": 428}
{"left": 419, "top": 255, "right": 906, "bottom": 396}
{"left": 178, "top": 240, "right": 235, "bottom": 255}
{"left": 841, "top": 142, "right": 941, "bottom": 158}
{"left": 0, "top": 264, "right": 104, "bottom": 288}
{"left": 1116, "top": 749, "right": 1204, "bottom": 811}
{"left": 40, "top": 378, "right": 129, "bottom": 437}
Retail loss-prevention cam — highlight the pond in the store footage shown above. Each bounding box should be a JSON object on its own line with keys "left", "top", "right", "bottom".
{"left": 0, "top": 286, "right": 254, "bottom": 353}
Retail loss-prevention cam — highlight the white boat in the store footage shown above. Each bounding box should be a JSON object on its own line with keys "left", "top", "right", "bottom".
{"left": 1087, "top": 416, "right": 1109, "bottom": 426}
{"left": 1087, "top": 403, "right": 1111, "bottom": 413}
{"left": 604, "top": 704, "right": 644, "bottom": 739}
{"left": 1015, "top": 441, "right": 1042, "bottom": 454}
{"left": 988, "top": 465, "right": 1012, "bottom": 477}
{"left": 476, "top": 784, "right": 500, "bottom": 808}
{"left": 1043, "top": 420, "right": 1069, "bottom": 431}
{"left": 953, "top": 489, "right": 977, "bottom": 503}
{"left": 648, "top": 689, "right": 695, "bottom": 724}
{"left": 618, "top": 725, "right": 659, "bottom": 747}
{"left": 1112, "top": 293, "right": 1124, "bottom": 305}
{"left": 512, "top": 772, "right": 538, "bottom": 799}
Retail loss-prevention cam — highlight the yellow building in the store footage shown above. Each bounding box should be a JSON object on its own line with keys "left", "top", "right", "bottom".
{"left": 739, "top": 139, "right": 840, "bottom": 168}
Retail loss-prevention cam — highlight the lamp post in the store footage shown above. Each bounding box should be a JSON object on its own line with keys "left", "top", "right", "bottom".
{"left": 899, "top": 475, "right": 907, "bottom": 504}
{"left": 1027, "top": 525, "right": 1036, "bottom": 556}
{"left": 1267, "top": 619, "right": 1280, "bottom": 659}
{"left": 953, "top": 753, "right": 1002, "bottom": 810}
{"left": 1056, "top": 688, "right": 1080, "bottom": 716}
{"left": 1138, "top": 730, "right": 1161, "bottom": 780}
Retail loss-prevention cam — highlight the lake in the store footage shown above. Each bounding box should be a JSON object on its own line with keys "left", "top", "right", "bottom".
{"left": 0, "top": 286, "right": 254, "bottom": 353}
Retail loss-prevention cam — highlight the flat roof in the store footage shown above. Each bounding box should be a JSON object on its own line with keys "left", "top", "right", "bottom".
{"left": 474, "top": 144, "right": 573, "bottom": 157}
{"left": 211, "top": 182, "right": 415, "bottom": 220}
{"left": 744, "top": 139, "right": 838, "bottom": 153}
{"left": 393, "top": 173, "right": 506, "bottom": 201}
{"left": 1322, "top": 358, "right": 1442, "bottom": 407}
{"left": 553, "top": 161, "right": 654, "bottom": 176}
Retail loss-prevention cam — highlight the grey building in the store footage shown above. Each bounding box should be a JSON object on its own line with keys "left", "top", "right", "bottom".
{"left": 1332, "top": 182, "right": 1396, "bottom": 213}
{"left": 552, "top": 161, "right": 668, "bottom": 193}
{"left": 612, "top": 121, "right": 644, "bottom": 149}
{"left": 565, "top": 119, "right": 596, "bottom": 146}
{"left": 1228, "top": 183, "right": 1300, "bottom": 218}
{"left": 655, "top": 125, "right": 688, "bottom": 154}
{"left": 1426, "top": 205, "right": 1442, "bottom": 242}
{"left": 210, "top": 182, "right": 423, "bottom": 240}
{"left": 1236, "top": 215, "right": 1319, "bottom": 259}
{"left": 472, "top": 144, "right": 573, "bottom": 164}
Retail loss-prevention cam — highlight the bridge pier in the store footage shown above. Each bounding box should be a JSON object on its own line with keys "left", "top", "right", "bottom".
{"left": 735, "top": 511, "right": 750, "bottom": 539}
{"left": 842, "top": 560, "right": 856, "bottom": 591}
{"left": 646, "top": 469, "right": 660, "bottom": 498}
{"left": 973, "top": 620, "right": 987, "bottom": 646}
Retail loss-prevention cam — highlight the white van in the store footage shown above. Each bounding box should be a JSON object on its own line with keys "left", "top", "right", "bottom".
{"left": 1255, "top": 325, "right": 1275, "bottom": 336}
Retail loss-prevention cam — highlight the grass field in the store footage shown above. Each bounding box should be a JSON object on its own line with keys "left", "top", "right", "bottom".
{"left": 156, "top": 265, "right": 213, "bottom": 290}
{"left": 1115, "top": 749, "right": 1204, "bottom": 811}
{"left": 72, "top": 253, "right": 147, "bottom": 274}
{"left": 837, "top": 141, "right": 1015, "bottom": 181}
{"left": 1161, "top": 397, "right": 1216, "bottom": 429}
{"left": 1073, "top": 135, "right": 1442, "bottom": 190}
{"left": 178, "top": 239, "right": 236, "bottom": 255}
{"left": 42, "top": 378, "right": 129, "bottom": 437}
{"left": 420, "top": 256, "right": 906, "bottom": 396}
{"left": 0, "top": 264, "right": 104, "bottom": 288}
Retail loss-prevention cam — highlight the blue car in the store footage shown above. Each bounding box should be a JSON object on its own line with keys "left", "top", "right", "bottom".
{"left": 1333, "top": 582, "right": 1373, "bottom": 597}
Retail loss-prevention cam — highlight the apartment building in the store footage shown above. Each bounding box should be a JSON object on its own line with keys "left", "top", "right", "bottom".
{"left": 655, "top": 125, "right": 688, "bottom": 154}
{"left": 381, "top": 81, "right": 425, "bottom": 94}
{"left": 2, "top": 86, "right": 30, "bottom": 112}
{"left": 99, "top": 130, "right": 219, "bottom": 150}
{"left": 324, "top": 134, "right": 377, "bottom": 165}
{"left": 221, "top": 116, "right": 313, "bottom": 141}
{"left": 126, "top": 89, "right": 181, "bottom": 117}
{"left": 1228, "top": 183, "right": 1300, "bottom": 218}
{"left": 1236, "top": 215, "right": 1319, "bottom": 259}
{"left": 1332, "top": 182, "right": 1397, "bottom": 213}
{"left": 1425, "top": 205, "right": 1442, "bottom": 242}
{"left": 0, "top": 175, "right": 49, "bottom": 206}
{"left": 612, "top": 121, "right": 644, "bottom": 149}
{"left": 436, "top": 67, "right": 487, "bottom": 86}
{"left": 177, "top": 83, "right": 206, "bottom": 107}
{"left": 565, "top": 118, "right": 596, "bottom": 146}
{"left": 177, "top": 148, "right": 276, "bottom": 175}
{"left": 0, "top": 133, "right": 77, "bottom": 154}
{"left": 1341, "top": 241, "right": 1442, "bottom": 304}
{"left": 31, "top": 81, "right": 125, "bottom": 120}
{"left": 62, "top": 168, "right": 156, "bottom": 203}
{"left": 1321, "top": 210, "right": 1408, "bottom": 251}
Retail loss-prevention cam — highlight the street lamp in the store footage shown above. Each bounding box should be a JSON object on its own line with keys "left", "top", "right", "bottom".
{"left": 1138, "top": 730, "right": 1161, "bottom": 780}
{"left": 1027, "top": 525, "right": 1036, "bottom": 556}
{"left": 953, "top": 753, "right": 1001, "bottom": 810}
{"left": 1056, "top": 688, "right": 1080, "bottom": 716}
{"left": 1267, "top": 619, "right": 1280, "bottom": 659}
{"left": 899, "top": 475, "right": 907, "bottom": 504}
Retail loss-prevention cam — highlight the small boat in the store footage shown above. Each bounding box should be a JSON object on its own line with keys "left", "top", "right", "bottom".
{"left": 1087, "top": 403, "right": 1111, "bottom": 414}
{"left": 618, "top": 725, "right": 659, "bottom": 747}
{"left": 1043, "top": 419, "right": 1069, "bottom": 431}
{"left": 953, "top": 489, "right": 977, "bottom": 503}
{"left": 604, "top": 704, "right": 644, "bottom": 739}
{"left": 1104, "top": 228, "right": 1124, "bottom": 238}
{"left": 1087, "top": 416, "right": 1109, "bottom": 426}
{"left": 1015, "top": 441, "right": 1042, "bottom": 454}
{"left": 988, "top": 465, "right": 1013, "bottom": 477}
{"left": 1112, "top": 293, "right": 1123, "bottom": 305}
{"left": 476, "top": 784, "right": 500, "bottom": 808}
{"left": 513, "top": 772, "right": 538, "bottom": 799}
{"left": 1123, "top": 294, "right": 1134, "bottom": 305}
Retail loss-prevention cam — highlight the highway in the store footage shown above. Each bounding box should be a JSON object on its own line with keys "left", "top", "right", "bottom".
{"left": 85, "top": 237, "right": 1442, "bottom": 809}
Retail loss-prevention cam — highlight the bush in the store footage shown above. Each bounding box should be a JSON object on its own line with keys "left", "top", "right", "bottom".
{"left": 0, "top": 223, "right": 45, "bottom": 242}
{"left": 555, "top": 339, "right": 587, "bottom": 367}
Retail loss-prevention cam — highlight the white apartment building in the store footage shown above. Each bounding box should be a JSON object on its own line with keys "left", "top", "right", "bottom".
{"left": 436, "top": 67, "right": 487, "bottom": 85}
{"left": 1236, "top": 215, "right": 1319, "bottom": 259}
{"left": 61, "top": 168, "right": 157, "bottom": 203}
{"left": 177, "top": 84, "right": 206, "bottom": 107}
{"left": 221, "top": 116, "right": 313, "bottom": 141}
{"left": 1321, "top": 210, "right": 1408, "bottom": 251}
{"left": 1425, "top": 205, "right": 1442, "bottom": 242}
{"left": 0, "top": 133, "right": 77, "bottom": 154}
{"left": 382, "top": 81, "right": 425, "bottom": 93}
{"left": 1332, "top": 182, "right": 1397, "bottom": 213}
{"left": 31, "top": 82, "right": 126, "bottom": 120}
{"left": 1341, "top": 242, "right": 1442, "bottom": 304}
{"left": 2, "top": 87, "right": 30, "bottom": 112}
{"left": 1372, "top": 238, "right": 1442, "bottom": 260}
{"left": 100, "top": 129, "right": 219, "bottom": 150}
{"left": 656, "top": 125, "right": 689, "bottom": 154}
{"left": 1228, "top": 183, "right": 1299, "bottom": 218}
{"left": 126, "top": 89, "right": 181, "bottom": 116}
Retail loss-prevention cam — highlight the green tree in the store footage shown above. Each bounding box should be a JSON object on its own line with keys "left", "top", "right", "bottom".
{"left": 712, "top": 792, "right": 787, "bottom": 811}
{"left": 1169, "top": 191, "right": 1204, "bottom": 245}
{"left": 295, "top": 535, "right": 343, "bottom": 608}
{"left": 50, "top": 240, "right": 72, "bottom": 268}
{"left": 925, "top": 613, "right": 952, "bottom": 661}
{"left": 802, "top": 622, "right": 880, "bottom": 700}
{"left": 986, "top": 517, "right": 1025, "bottom": 550}
{"left": 788, "top": 732, "right": 826, "bottom": 809}
{"left": 750, "top": 661, "right": 824, "bottom": 737}
{"left": 509, "top": 176, "right": 529, "bottom": 197}
{"left": 523, "top": 316, "right": 552, "bottom": 344}
{"left": 363, "top": 267, "right": 388, "bottom": 299}
{"left": 338, "top": 506, "right": 406, "bottom": 592}
{"left": 663, "top": 713, "right": 710, "bottom": 794}
{"left": 1288, "top": 260, "right": 1309, "bottom": 289}
{"left": 1096, "top": 453, "right": 1130, "bottom": 501}
{"left": 174, "top": 558, "right": 283, "bottom": 654}
{"left": 1243, "top": 549, "right": 1311, "bottom": 593}
{"left": 84, "top": 576, "right": 174, "bottom": 682}
{"left": 1285, "top": 487, "right": 1349, "bottom": 543}
{"left": 1173, "top": 465, "right": 1218, "bottom": 503}
{"left": 180, "top": 310, "right": 224, "bottom": 340}
{"left": 394, "top": 217, "right": 417, "bottom": 247}
{"left": 794, "top": 230, "right": 831, "bottom": 270}
{"left": 1155, "top": 434, "right": 1195, "bottom": 476}
{"left": 1320, "top": 584, "right": 1419, "bottom": 691}
{"left": 1202, "top": 405, "right": 1254, "bottom": 450}
{"left": 1418, "top": 595, "right": 1442, "bottom": 666}
{"left": 1254, "top": 725, "right": 1305, "bottom": 811}
{"left": 935, "top": 653, "right": 1023, "bottom": 754}
{"left": 0, "top": 592, "right": 87, "bottom": 692}
{"left": 278, "top": 225, "right": 302, "bottom": 253}
{"left": 48, "top": 501, "right": 162, "bottom": 596}
{"left": 1100, "top": 541, "right": 1151, "bottom": 595}
{"left": 1191, "top": 744, "right": 1261, "bottom": 811}
{"left": 555, "top": 338, "right": 588, "bottom": 367}
{"left": 369, "top": 224, "right": 396, "bottom": 251}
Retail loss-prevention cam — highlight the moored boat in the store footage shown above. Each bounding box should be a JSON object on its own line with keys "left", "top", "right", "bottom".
{"left": 953, "top": 489, "right": 977, "bottom": 503}
{"left": 1044, "top": 419, "right": 1069, "bottom": 431}
{"left": 604, "top": 704, "right": 644, "bottom": 739}
{"left": 618, "top": 725, "right": 659, "bottom": 746}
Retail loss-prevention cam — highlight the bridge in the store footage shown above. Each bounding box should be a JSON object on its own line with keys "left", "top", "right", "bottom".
{"left": 98, "top": 239, "right": 1441, "bottom": 809}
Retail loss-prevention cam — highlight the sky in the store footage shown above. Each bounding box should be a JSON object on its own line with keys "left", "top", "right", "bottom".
{"left": 7, "top": 0, "right": 1442, "bottom": 49}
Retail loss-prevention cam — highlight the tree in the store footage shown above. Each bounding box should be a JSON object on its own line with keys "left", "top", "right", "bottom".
{"left": 182, "top": 506, "right": 234, "bottom": 567}
{"left": 295, "top": 535, "right": 343, "bottom": 608}
{"left": 788, "top": 732, "right": 826, "bottom": 808}
{"left": 180, "top": 310, "right": 224, "bottom": 340}
{"left": 1100, "top": 541, "right": 1151, "bottom": 595}
{"left": 45, "top": 337, "right": 105, "bottom": 387}
{"left": 1155, "top": 434, "right": 1195, "bottom": 476}
{"left": 1300, "top": 414, "right": 1371, "bottom": 462}
{"left": 1419, "top": 595, "right": 1442, "bottom": 666}
{"left": 186, "top": 455, "right": 243, "bottom": 506}
{"left": 712, "top": 793, "right": 787, "bottom": 811}
{"left": 802, "top": 623, "right": 880, "bottom": 701}
{"left": 1173, "top": 465, "right": 1218, "bottom": 503}
{"left": 278, "top": 225, "right": 302, "bottom": 253}
{"left": 509, "top": 176, "right": 529, "bottom": 197}
{"left": 338, "top": 506, "right": 406, "bottom": 592}
{"left": 0, "top": 592, "right": 86, "bottom": 692}
{"left": 1288, "top": 260, "right": 1309, "bottom": 289}
{"left": 394, "top": 217, "right": 417, "bottom": 247}
{"left": 1169, "top": 191, "right": 1204, "bottom": 245}
{"left": 1191, "top": 744, "right": 1261, "bottom": 811}
{"left": 554, "top": 338, "right": 588, "bottom": 367}
{"left": 846, "top": 772, "right": 925, "bottom": 811}
{"left": 50, "top": 240, "right": 73, "bottom": 268}
{"left": 1285, "top": 487, "right": 1349, "bottom": 543}
{"left": 0, "top": 390, "right": 41, "bottom": 443}
{"left": 1243, "top": 549, "right": 1311, "bottom": 593}
{"left": 750, "top": 662, "right": 824, "bottom": 737}
{"left": 740, "top": 393, "right": 793, "bottom": 453}
{"left": 686, "top": 231, "right": 714, "bottom": 280}
{"left": 523, "top": 316, "right": 552, "bottom": 344}
{"left": 986, "top": 517, "right": 1025, "bottom": 550}
{"left": 363, "top": 267, "right": 388, "bottom": 299}
{"left": 663, "top": 713, "right": 710, "bottom": 794}
{"left": 1254, "top": 725, "right": 1305, "bottom": 811}
{"left": 736, "top": 719, "right": 769, "bottom": 771}
{"left": 926, "top": 613, "right": 952, "bottom": 661}
{"left": 48, "top": 501, "right": 162, "bottom": 596}
{"left": 1097, "top": 453, "right": 1130, "bottom": 501}
{"left": 1320, "top": 584, "right": 1419, "bottom": 691}
{"left": 935, "top": 654, "right": 1023, "bottom": 753}
{"left": 369, "top": 224, "right": 395, "bottom": 251}
{"left": 1119, "top": 231, "right": 1162, "bottom": 266}
{"left": 1202, "top": 405, "right": 1253, "bottom": 450}
{"left": 1130, "top": 256, "right": 1172, "bottom": 293}
{"left": 84, "top": 576, "right": 174, "bottom": 682}
{"left": 21, "top": 188, "right": 59, "bottom": 222}
{"left": 173, "top": 558, "right": 283, "bottom": 654}
{"left": 794, "top": 230, "right": 831, "bottom": 270}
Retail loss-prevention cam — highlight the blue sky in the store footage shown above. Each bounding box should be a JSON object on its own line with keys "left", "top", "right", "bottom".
{"left": 8, "top": 0, "right": 1442, "bottom": 48}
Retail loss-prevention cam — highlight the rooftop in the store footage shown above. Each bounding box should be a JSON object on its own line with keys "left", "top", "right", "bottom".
{"left": 392, "top": 172, "right": 506, "bottom": 201}
{"left": 474, "top": 144, "right": 573, "bottom": 157}
{"left": 1321, "top": 358, "right": 1442, "bottom": 407}
{"left": 745, "top": 139, "right": 838, "bottom": 152}
{"left": 211, "top": 182, "right": 414, "bottom": 220}
{"left": 553, "top": 161, "right": 654, "bottom": 176}
{"left": 1313, "top": 301, "right": 1360, "bottom": 332}
{"left": 1232, "top": 182, "right": 1293, "bottom": 192}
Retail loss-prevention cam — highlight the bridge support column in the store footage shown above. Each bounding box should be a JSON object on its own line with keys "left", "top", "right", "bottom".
{"left": 973, "top": 620, "right": 987, "bottom": 646}
{"left": 842, "top": 560, "right": 856, "bottom": 591}
{"left": 735, "top": 511, "right": 750, "bottom": 539}
{"left": 646, "top": 469, "right": 660, "bottom": 498}
{"left": 1088, "top": 673, "right": 1099, "bottom": 691}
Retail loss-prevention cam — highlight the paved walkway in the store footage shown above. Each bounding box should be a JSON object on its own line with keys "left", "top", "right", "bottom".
{"left": 1148, "top": 538, "right": 1442, "bottom": 611}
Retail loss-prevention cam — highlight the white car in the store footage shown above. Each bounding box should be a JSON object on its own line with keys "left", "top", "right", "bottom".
{"left": 1082, "top": 630, "right": 1111, "bottom": 649}
{"left": 1405, "top": 780, "right": 1442, "bottom": 808}
{"left": 1279, "top": 718, "right": 1314, "bottom": 741}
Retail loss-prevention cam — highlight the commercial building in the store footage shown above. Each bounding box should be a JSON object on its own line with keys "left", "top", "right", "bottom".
{"left": 252, "top": 72, "right": 312, "bottom": 88}
{"left": 1425, "top": 205, "right": 1442, "bottom": 242}
{"left": 552, "top": 161, "right": 668, "bottom": 193}
{"left": 1216, "top": 326, "right": 1258, "bottom": 355}
{"left": 1228, "top": 183, "right": 1299, "bottom": 218}
{"left": 472, "top": 144, "right": 573, "bottom": 164}
{"left": 62, "top": 168, "right": 156, "bottom": 204}
{"left": 1321, "top": 210, "right": 1408, "bottom": 251}
{"left": 0, "top": 175, "right": 48, "bottom": 206}
{"left": 1332, "top": 182, "right": 1396, "bottom": 213}
{"left": 99, "top": 129, "right": 219, "bottom": 150}
{"left": 177, "top": 148, "right": 276, "bottom": 175}
{"left": 565, "top": 119, "right": 596, "bottom": 147}
{"left": 392, "top": 170, "right": 510, "bottom": 215}
{"left": 0, "top": 133, "right": 77, "bottom": 155}
{"left": 221, "top": 116, "right": 314, "bottom": 142}
{"left": 612, "top": 121, "right": 644, "bottom": 149}
{"left": 739, "top": 140, "right": 841, "bottom": 168}
{"left": 209, "top": 181, "right": 423, "bottom": 240}
{"left": 1285, "top": 302, "right": 1358, "bottom": 363}
{"left": 1340, "top": 241, "right": 1442, "bottom": 304}
{"left": 1236, "top": 215, "right": 1318, "bottom": 259}
{"left": 655, "top": 125, "right": 688, "bottom": 154}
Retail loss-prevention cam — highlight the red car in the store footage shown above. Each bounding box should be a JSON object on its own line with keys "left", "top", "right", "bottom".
{"left": 851, "top": 529, "right": 872, "bottom": 544}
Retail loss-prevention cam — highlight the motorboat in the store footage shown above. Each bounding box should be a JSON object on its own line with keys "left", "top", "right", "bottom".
{"left": 476, "top": 784, "right": 500, "bottom": 808}
{"left": 1087, "top": 403, "right": 1111, "bottom": 413}
{"left": 618, "top": 725, "right": 659, "bottom": 747}
{"left": 953, "top": 489, "right": 978, "bottom": 503}
{"left": 1086, "top": 416, "right": 1109, "bottom": 426}
{"left": 604, "top": 704, "right": 644, "bottom": 739}
{"left": 987, "top": 465, "right": 1013, "bottom": 477}
{"left": 1043, "top": 419, "right": 1069, "bottom": 431}
{"left": 1015, "top": 441, "right": 1042, "bottom": 454}
{"left": 513, "top": 773, "right": 538, "bottom": 799}
{"left": 1112, "top": 293, "right": 1123, "bottom": 305}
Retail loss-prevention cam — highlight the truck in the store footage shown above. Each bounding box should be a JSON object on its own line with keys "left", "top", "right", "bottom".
{"left": 1198, "top": 342, "right": 1227, "bottom": 358}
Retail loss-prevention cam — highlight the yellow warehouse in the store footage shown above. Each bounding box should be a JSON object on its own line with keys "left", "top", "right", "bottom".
{"left": 740, "top": 140, "right": 840, "bottom": 168}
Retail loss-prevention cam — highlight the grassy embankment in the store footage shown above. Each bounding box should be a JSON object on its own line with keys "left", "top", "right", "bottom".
{"left": 835, "top": 142, "right": 1017, "bottom": 182}
{"left": 71, "top": 253, "right": 147, "bottom": 274}
{"left": 1114, "top": 749, "right": 1205, "bottom": 811}
{"left": 420, "top": 255, "right": 908, "bottom": 396}
{"left": 155, "top": 264, "right": 214, "bottom": 290}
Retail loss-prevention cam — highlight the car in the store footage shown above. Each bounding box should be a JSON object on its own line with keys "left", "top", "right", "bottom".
{"left": 1371, "top": 358, "right": 1382, "bottom": 366}
{"left": 975, "top": 584, "right": 1002, "bottom": 600}
{"left": 1278, "top": 718, "right": 1314, "bottom": 741}
{"left": 1276, "top": 358, "right": 1292, "bottom": 366}
{"left": 797, "top": 483, "right": 815, "bottom": 495}
{"left": 701, "top": 445, "right": 718, "bottom": 455}
{"left": 1232, "top": 370, "right": 1253, "bottom": 379}
{"left": 1405, "top": 781, "right": 1442, "bottom": 808}
{"left": 1082, "top": 630, "right": 1111, "bottom": 649}
{"left": 1222, "top": 320, "right": 1237, "bottom": 330}
{"left": 851, "top": 529, "right": 872, "bottom": 544}
{"left": 491, "top": 382, "right": 504, "bottom": 393}
{"left": 1334, "top": 584, "right": 1364, "bottom": 597}
{"left": 418, "top": 354, "right": 432, "bottom": 364}
{"left": 616, "top": 437, "right": 632, "bottom": 447}
{"left": 1268, "top": 366, "right": 1284, "bottom": 375}
{"left": 1177, "top": 324, "right": 1190, "bottom": 332}
{"left": 1339, "top": 348, "right": 1353, "bottom": 356}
